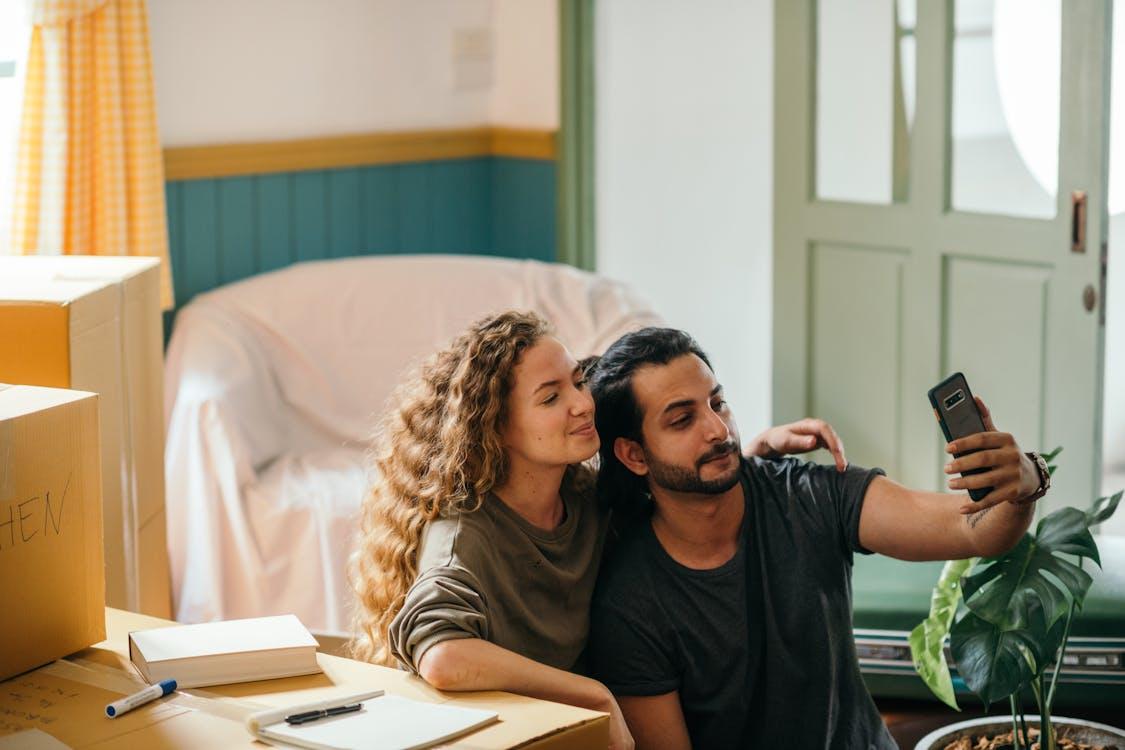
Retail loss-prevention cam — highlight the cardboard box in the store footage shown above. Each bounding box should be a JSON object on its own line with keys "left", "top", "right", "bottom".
{"left": 0, "top": 384, "right": 105, "bottom": 682}
{"left": 0, "top": 257, "right": 170, "bottom": 617}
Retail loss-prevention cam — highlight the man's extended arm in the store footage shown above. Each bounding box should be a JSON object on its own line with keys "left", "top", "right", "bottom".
{"left": 858, "top": 398, "right": 1042, "bottom": 561}
{"left": 858, "top": 474, "right": 1037, "bottom": 561}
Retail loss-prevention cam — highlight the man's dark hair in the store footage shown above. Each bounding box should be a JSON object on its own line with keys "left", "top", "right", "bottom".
{"left": 588, "top": 327, "right": 712, "bottom": 517}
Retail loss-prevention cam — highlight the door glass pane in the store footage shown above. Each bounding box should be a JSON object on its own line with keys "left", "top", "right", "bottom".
{"left": 950, "top": 0, "right": 1060, "bottom": 218}
{"left": 816, "top": 0, "right": 915, "bottom": 204}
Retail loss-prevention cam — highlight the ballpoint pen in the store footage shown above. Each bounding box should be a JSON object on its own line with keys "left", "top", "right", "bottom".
{"left": 285, "top": 703, "right": 363, "bottom": 725}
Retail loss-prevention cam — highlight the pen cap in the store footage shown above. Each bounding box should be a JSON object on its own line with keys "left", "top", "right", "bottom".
{"left": 158, "top": 679, "right": 177, "bottom": 694}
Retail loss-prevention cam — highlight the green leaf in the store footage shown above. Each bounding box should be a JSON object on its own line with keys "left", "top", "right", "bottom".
{"left": 950, "top": 612, "right": 1040, "bottom": 706}
{"left": 960, "top": 508, "right": 1098, "bottom": 632}
{"left": 1041, "top": 446, "right": 1062, "bottom": 477}
{"left": 909, "top": 558, "right": 977, "bottom": 710}
{"left": 1012, "top": 598, "right": 1069, "bottom": 675}
{"left": 961, "top": 538, "right": 1069, "bottom": 629}
{"left": 1035, "top": 507, "right": 1101, "bottom": 566}
{"left": 1087, "top": 490, "right": 1123, "bottom": 528}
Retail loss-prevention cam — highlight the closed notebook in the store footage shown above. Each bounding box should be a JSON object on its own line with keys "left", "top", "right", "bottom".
{"left": 246, "top": 692, "right": 500, "bottom": 750}
{"left": 129, "top": 614, "right": 321, "bottom": 688}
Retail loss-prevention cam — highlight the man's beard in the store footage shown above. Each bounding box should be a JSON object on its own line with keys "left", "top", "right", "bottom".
{"left": 645, "top": 440, "right": 742, "bottom": 495}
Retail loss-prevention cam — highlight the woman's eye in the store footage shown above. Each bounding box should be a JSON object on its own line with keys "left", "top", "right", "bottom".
{"left": 542, "top": 393, "right": 558, "bottom": 405}
{"left": 575, "top": 377, "right": 589, "bottom": 390}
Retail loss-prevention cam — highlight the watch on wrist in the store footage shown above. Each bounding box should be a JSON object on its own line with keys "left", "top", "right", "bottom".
{"left": 1018, "top": 451, "right": 1051, "bottom": 504}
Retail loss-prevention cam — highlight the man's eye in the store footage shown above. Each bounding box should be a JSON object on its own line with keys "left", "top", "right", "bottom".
{"left": 671, "top": 416, "right": 691, "bottom": 428}
{"left": 713, "top": 399, "right": 727, "bottom": 411}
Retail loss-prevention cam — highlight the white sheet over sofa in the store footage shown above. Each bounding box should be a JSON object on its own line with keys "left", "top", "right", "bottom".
{"left": 164, "top": 255, "right": 662, "bottom": 634}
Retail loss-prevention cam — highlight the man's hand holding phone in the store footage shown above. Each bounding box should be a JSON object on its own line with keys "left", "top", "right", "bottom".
{"left": 943, "top": 396, "right": 1041, "bottom": 515}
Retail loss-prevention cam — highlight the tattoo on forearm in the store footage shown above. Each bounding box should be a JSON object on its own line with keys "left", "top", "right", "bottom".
{"left": 967, "top": 506, "right": 994, "bottom": 529}
{"left": 965, "top": 500, "right": 1034, "bottom": 530}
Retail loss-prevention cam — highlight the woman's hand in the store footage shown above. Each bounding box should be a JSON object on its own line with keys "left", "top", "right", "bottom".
{"left": 419, "top": 640, "right": 634, "bottom": 749}
{"left": 595, "top": 686, "right": 635, "bottom": 750}
{"left": 745, "top": 418, "right": 847, "bottom": 472}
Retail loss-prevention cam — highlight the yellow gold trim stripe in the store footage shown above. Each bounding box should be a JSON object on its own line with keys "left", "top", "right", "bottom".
{"left": 164, "top": 127, "right": 557, "bottom": 181}
{"left": 490, "top": 128, "right": 556, "bottom": 160}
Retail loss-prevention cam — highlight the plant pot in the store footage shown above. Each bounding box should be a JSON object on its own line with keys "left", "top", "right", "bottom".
{"left": 915, "top": 715, "right": 1125, "bottom": 750}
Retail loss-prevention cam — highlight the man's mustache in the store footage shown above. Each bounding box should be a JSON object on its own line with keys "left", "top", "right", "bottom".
{"left": 697, "top": 441, "right": 739, "bottom": 468}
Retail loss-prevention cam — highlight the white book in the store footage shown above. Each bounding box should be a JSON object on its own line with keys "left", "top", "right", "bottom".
{"left": 245, "top": 691, "right": 500, "bottom": 750}
{"left": 128, "top": 614, "right": 321, "bottom": 688}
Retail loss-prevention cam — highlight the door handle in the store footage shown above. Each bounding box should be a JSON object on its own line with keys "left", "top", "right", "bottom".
{"left": 1072, "top": 190, "right": 1087, "bottom": 254}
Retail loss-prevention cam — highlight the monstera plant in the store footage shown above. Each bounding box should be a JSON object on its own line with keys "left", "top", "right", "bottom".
{"left": 909, "top": 448, "right": 1124, "bottom": 750}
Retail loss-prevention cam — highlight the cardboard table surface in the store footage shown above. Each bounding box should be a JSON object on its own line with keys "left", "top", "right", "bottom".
{"left": 0, "top": 608, "right": 608, "bottom": 750}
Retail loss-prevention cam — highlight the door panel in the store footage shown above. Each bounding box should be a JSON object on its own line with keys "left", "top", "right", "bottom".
{"left": 810, "top": 243, "right": 909, "bottom": 478}
{"left": 942, "top": 256, "right": 1050, "bottom": 460}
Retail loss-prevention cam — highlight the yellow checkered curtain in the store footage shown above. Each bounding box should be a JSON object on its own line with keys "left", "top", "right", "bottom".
{"left": 11, "top": 0, "right": 174, "bottom": 308}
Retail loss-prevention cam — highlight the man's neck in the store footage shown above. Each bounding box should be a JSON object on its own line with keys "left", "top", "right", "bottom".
{"left": 493, "top": 458, "right": 567, "bottom": 531}
{"left": 649, "top": 478, "right": 745, "bottom": 570}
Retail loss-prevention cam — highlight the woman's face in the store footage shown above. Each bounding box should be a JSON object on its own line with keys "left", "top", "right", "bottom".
{"left": 501, "top": 336, "right": 599, "bottom": 469}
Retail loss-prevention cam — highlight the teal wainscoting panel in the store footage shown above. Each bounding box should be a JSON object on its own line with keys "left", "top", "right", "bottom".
{"left": 328, "top": 168, "right": 362, "bottom": 258}
{"left": 179, "top": 180, "right": 220, "bottom": 301}
{"left": 294, "top": 171, "right": 330, "bottom": 263}
{"left": 491, "top": 158, "right": 556, "bottom": 263}
{"left": 430, "top": 158, "right": 490, "bottom": 254}
{"left": 162, "top": 182, "right": 183, "bottom": 338}
{"left": 165, "top": 156, "right": 557, "bottom": 324}
{"left": 217, "top": 177, "right": 255, "bottom": 284}
{"left": 165, "top": 182, "right": 183, "bottom": 289}
{"left": 257, "top": 174, "right": 293, "bottom": 273}
{"left": 362, "top": 166, "right": 398, "bottom": 254}
{"left": 397, "top": 163, "right": 432, "bottom": 253}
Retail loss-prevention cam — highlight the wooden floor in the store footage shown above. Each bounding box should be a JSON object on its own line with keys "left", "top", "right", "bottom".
{"left": 879, "top": 698, "right": 1124, "bottom": 748}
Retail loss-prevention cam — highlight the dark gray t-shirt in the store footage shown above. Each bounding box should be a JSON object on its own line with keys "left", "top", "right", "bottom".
{"left": 589, "top": 457, "right": 898, "bottom": 749}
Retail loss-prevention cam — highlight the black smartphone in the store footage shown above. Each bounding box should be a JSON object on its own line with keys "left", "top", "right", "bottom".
{"left": 928, "top": 372, "right": 991, "bottom": 502}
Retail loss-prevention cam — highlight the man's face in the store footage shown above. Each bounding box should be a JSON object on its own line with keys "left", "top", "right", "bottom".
{"left": 629, "top": 353, "right": 742, "bottom": 495}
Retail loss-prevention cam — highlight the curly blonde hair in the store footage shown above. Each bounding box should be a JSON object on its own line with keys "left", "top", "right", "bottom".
{"left": 348, "top": 310, "right": 555, "bottom": 665}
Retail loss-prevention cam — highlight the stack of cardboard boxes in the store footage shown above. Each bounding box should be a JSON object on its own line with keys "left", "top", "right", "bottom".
{"left": 0, "top": 256, "right": 169, "bottom": 680}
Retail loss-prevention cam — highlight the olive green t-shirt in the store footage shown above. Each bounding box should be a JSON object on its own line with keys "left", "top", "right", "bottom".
{"left": 388, "top": 469, "right": 609, "bottom": 673}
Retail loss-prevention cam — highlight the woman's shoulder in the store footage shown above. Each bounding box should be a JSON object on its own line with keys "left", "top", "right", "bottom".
{"left": 416, "top": 503, "right": 499, "bottom": 572}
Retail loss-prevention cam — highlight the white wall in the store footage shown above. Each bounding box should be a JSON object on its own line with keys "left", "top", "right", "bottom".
{"left": 595, "top": 0, "right": 774, "bottom": 436}
{"left": 492, "top": 0, "right": 559, "bottom": 129}
{"left": 149, "top": 0, "right": 558, "bottom": 147}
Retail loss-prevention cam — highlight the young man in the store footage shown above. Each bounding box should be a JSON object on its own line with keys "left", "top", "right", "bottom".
{"left": 586, "top": 328, "right": 1049, "bottom": 749}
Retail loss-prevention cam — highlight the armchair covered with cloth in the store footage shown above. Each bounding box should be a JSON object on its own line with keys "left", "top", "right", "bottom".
{"left": 164, "top": 255, "right": 661, "bottom": 633}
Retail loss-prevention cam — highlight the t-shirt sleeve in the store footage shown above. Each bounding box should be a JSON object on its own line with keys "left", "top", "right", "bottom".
{"left": 804, "top": 461, "right": 885, "bottom": 558}
{"left": 388, "top": 565, "right": 490, "bottom": 673}
{"left": 587, "top": 582, "right": 680, "bottom": 696}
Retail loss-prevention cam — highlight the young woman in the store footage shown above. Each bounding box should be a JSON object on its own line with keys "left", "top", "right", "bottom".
{"left": 350, "top": 310, "right": 844, "bottom": 750}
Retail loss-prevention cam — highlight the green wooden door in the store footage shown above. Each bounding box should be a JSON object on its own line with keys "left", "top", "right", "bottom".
{"left": 773, "top": 0, "right": 1111, "bottom": 516}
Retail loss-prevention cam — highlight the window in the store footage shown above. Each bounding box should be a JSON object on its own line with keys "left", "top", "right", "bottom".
{"left": 0, "top": 2, "right": 29, "bottom": 253}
